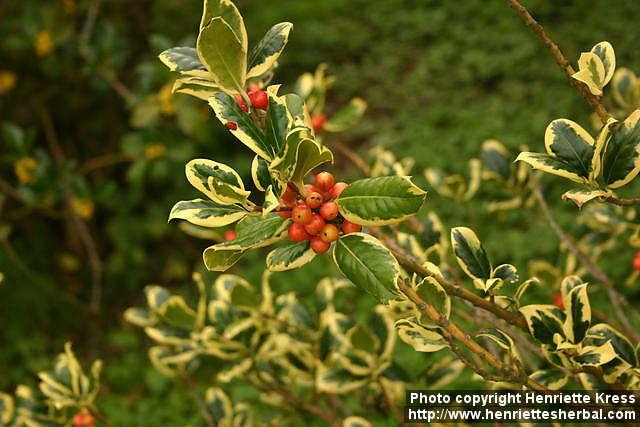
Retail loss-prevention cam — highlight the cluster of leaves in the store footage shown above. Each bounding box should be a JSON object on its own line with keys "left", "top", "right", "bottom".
{"left": 124, "top": 272, "right": 464, "bottom": 424}
{"left": 0, "top": 344, "right": 101, "bottom": 427}
{"left": 517, "top": 42, "right": 640, "bottom": 208}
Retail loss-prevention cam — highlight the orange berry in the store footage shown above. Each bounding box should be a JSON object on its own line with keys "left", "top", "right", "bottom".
{"left": 330, "top": 182, "right": 348, "bottom": 200}
{"left": 315, "top": 172, "right": 335, "bottom": 192}
{"left": 292, "top": 204, "right": 313, "bottom": 224}
{"left": 223, "top": 230, "right": 237, "bottom": 241}
{"left": 552, "top": 292, "right": 564, "bottom": 309}
{"left": 306, "top": 191, "right": 323, "bottom": 209}
{"left": 304, "top": 214, "right": 325, "bottom": 235}
{"left": 226, "top": 121, "right": 238, "bottom": 130}
{"left": 234, "top": 95, "right": 248, "bottom": 112}
{"left": 311, "top": 114, "right": 327, "bottom": 133}
{"left": 319, "top": 201, "right": 339, "bottom": 220}
{"left": 278, "top": 209, "right": 292, "bottom": 218}
{"left": 310, "top": 236, "right": 330, "bottom": 254}
{"left": 288, "top": 223, "right": 311, "bottom": 242}
{"left": 73, "top": 412, "right": 95, "bottom": 427}
{"left": 633, "top": 252, "right": 640, "bottom": 271}
{"left": 248, "top": 90, "right": 269, "bottom": 110}
{"left": 320, "top": 224, "right": 340, "bottom": 243}
{"left": 341, "top": 220, "right": 361, "bottom": 234}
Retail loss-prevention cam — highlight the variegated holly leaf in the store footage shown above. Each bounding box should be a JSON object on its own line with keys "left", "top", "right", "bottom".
{"left": 572, "top": 52, "right": 606, "bottom": 96}
{"left": 172, "top": 77, "right": 219, "bottom": 100}
{"left": 332, "top": 233, "right": 400, "bottom": 303}
{"left": 247, "top": 22, "right": 293, "bottom": 79}
{"left": 204, "top": 387, "right": 234, "bottom": 424}
{"left": 476, "top": 328, "right": 522, "bottom": 363}
{"left": 519, "top": 305, "right": 566, "bottom": 347}
{"left": 450, "top": 227, "right": 491, "bottom": 282}
{"left": 200, "top": 0, "right": 247, "bottom": 50}
{"left": 591, "top": 41, "right": 616, "bottom": 88}
{"left": 593, "top": 110, "right": 640, "bottom": 189}
{"left": 203, "top": 216, "right": 290, "bottom": 271}
{"left": 482, "top": 139, "right": 512, "bottom": 180}
{"left": 585, "top": 323, "right": 637, "bottom": 366}
{"left": 517, "top": 119, "right": 595, "bottom": 183}
{"left": 197, "top": 17, "right": 247, "bottom": 94}
{"left": 148, "top": 346, "right": 198, "bottom": 377}
{"left": 562, "top": 188, "right": 611, "bottom": 208}
{"left": 316, "top": 363, "right": 368, "bottom": 394}
{"left": 0, "top": 393, "right": 13, "bottom": 424}
{"left": 336, "top": 176, "right": 426, "bottom": 226}
{"left": 269, "top": 128, "right": 333, "bottom": 186}
{"left": 324, "top": 98, "right": 367, "bottom": 132}
{"left": 514, "top": 277, "right": 540, "bottom": 308}
{"left": 185, "top": 158, "right": 250, "bottom": 205}
{"left": 209, "top": 93, "right": 272, "bottom": 160}
{"left": 266, "top": 241, "right": 315, "bottom": 272}
{"left": 264, "top": 85, "right": 293, "bottom": 158}
{"left": 395, "top": 318, "right": 448, "bottom": 352}
{"left": 123, "top": 307, "right": 158, "bottom": 328}
{"left": 562, "top": 282, "right": 591, "bottom": 344}
{"left": 612, "top": 68, "right": 639, "bottom": 109}
{"left": 413, "top": 276, "right": 450, "bottom": 326}
{"left": 155, "top": 295, "right": 197, "bottom": 330}
{"left": 529, "top": 369, "right": 569, "bottom": 390}
{"left": 159, "top": 47, "right": 206, "bottom": 75}
{"left": 573, "top": 341, "right": 617, "bottom": 367}
{"left": 169, "top": 199, "right": 248, "bottom": 228}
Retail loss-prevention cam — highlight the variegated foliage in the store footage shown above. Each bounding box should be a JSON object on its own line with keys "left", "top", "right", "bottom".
{"left": 163, "top": 1, "right": 427, "bottom": 302}
{"left": 518, "top": 276, "right": 640, "bottom": 388}
{"left": 0, "top": 343, "right": 102, "bottom": 427}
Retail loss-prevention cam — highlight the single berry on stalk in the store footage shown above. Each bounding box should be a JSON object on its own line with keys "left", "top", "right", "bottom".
{"left": 292, "top": 204, "right": 312, "bottom": 224}
{"left": 310, "top": 236, "right": 330, "bottom": 254}
{"left": 304, "top": 214, "right": 325, "bottom": 235}
{"left": 315, "top": 171, "right": 335, "bottom": 192}
{"left": 341, "top": 220, "right": 361, "bottom": 234}
{"left": 320, "top": 224, "right": 340, "bottom": 242}
{"left": 306, "top": 192, "right": 323, "bottom": 209}
{"left": 288, "top": 223, "right": 311, "bottom": 242}
{"left": 226, "top": 121, "right": 238, "bottom": 130}
{"left": 330, "top": 182, "right": 348, "bottom": 199}
{"left": 319, "top": 201, "right": 339, "bottom": 220}
{"left": 311, "top": 114, "right": 327, "bottom": 133}
{"left": 223, "top": 230, "right": 237, "bottom": 241}
{"left": 248, "top": 90, "right": 269, "bottom": 110}
{"left": 73, "top": 412, "right": 95, "bottom": 427}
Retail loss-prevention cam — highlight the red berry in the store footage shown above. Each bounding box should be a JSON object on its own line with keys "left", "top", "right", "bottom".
{"left": 73, "top": 412, "right": 95, "bottom": 427}
{"left": 226, "top": 121, "right": 238, "bottom": 130}
{"left": 306, "top": 192, "right": 323, "bottom": 209}
{"left": 633, "top": 252, "right": 640, "bottom": 271}
{"left": 319, "top": 201, "right": 339, "bottom": 220}
{"left": 288, "top": 223, "right": 311, "bottom": 242}
{"left": 292, "top": 204, "right": 312, "bottom": 224}
{"left": 552, "top": 292, "right": 564, "bottom": 309}
{"left": 330, "top": 182, "right": 348, "bottom": 200}
{"left": 234, "top": 95, "right": 248, "bottom": 112}
{"left": 310, "top": 236, "right": 330, "bottom": 254}
{"left": 304, "top": 214, "right": 325, "bottom": 235}
{"left": 278, "top": 210, "right": 292, "bottom": 218}
{"left": 315, "top": 172, "right": 335, "bottom": 192}
{"left": 320, "top": 224, "right": 340, "bottom": 243}
{"left": 248, "top": 90, "right": 269, "bottom": 110}
{"left": 223, "top": 230, "right": 237, "bottom": 241}
{"left": 282, "top": 186, "right": 298, "bottom": 201}
{"left": 311, "top": 114, "right": 327, "bottom": 133}
{"left": 341, "top": 220, "right": 361, "bottom": 234}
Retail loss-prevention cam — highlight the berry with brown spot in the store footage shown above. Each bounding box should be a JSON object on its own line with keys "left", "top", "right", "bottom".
{"left": 304, "top": 214, "right": 325, "bottom": 235}
{"left": 306, "top": 192, "right": 323, "bottom": 209}
{"left": 319, "top": 201, "right": 339, "bottom": 220}
{"left": 292, "top": 204, "right": 313, "bottom": 224}
{"left": 315, "top": 172, "right": 335, "bottom": 192}
{"left": 310, "top": 236, "right": 330, "bottom": 254}
{"left": 320, "top": 224, "right": 340, "bottom": 243}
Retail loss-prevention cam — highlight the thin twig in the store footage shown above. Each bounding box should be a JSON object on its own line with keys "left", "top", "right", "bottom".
{"left": 601, "top": 195, "right": 640, "bottom": 207}
{"left": 397, "top": 278, "right": 547, "bottom": 391}
{"left": 78, "top": 153, "right": 134, "bottom": 174}
{"left": 331, "top": 140, "right": 371, "bottom": 175}
{"left": 504, "top": 0, "right": 611, "bottom": 124}
{"left": 533, "top": 186, "right": 639, "bottom": 342}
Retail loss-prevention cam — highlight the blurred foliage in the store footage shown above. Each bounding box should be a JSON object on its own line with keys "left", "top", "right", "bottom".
{"left": 2, "top": 0, "right": 640, "bottom": 425}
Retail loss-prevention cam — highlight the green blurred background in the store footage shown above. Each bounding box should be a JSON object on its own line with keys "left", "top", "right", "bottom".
{"left": 1, "top": 0, "right": 639, "bottom": 424}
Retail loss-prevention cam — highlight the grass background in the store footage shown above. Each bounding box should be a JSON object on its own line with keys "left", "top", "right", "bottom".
{"left": 1, "top": 0, "right": 639, "bottom": 425}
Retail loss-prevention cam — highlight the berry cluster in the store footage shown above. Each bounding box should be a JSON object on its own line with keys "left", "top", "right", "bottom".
{"left": 279, "top": 172, "right": 361, "bottom": 254}
{"left": 633, "top": 252, "right": 640, "bottom": 271}
{"left": 226, "top": 86, "right": 269, "bottom": 130}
